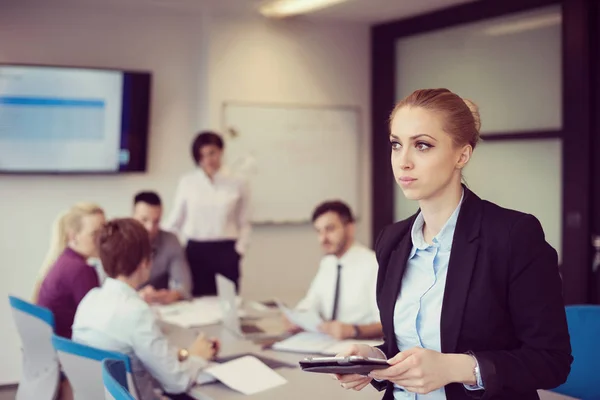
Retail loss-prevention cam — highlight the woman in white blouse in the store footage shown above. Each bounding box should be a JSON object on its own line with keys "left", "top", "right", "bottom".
{"left": 166, "top": 131, "right": 251, "bottom": 296}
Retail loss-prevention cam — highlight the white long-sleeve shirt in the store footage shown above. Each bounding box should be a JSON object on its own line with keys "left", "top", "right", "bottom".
{"left": 165, "top": 168, "right": 251, "bottom": 255}
{"left": 72, "top": 278, "right": 206, "bottom": 398}
{"left": 295, "top": 243, "right": 380, "bottom": 325}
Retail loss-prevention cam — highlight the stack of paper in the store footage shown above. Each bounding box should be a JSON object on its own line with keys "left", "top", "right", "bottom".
{"left": 195, "top": 355, "right": 287, "bottom": 395}
{"left": 154, "top": 296, "right": 245, "bottom": 328}
{"left": 271, "top": 332, "right": 383, "bottom": 355}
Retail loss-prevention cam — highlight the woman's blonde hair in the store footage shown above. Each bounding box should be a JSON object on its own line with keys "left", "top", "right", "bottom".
{"left": 32, "top": 202, "right": 104, "bottom": 302}
{"left": 391, "top": 88, "right": 481, "bottom": 149}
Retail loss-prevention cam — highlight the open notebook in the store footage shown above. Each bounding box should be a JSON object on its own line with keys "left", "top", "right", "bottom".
{"left": 271, "top": 332, "right": 383, "bottom": 355}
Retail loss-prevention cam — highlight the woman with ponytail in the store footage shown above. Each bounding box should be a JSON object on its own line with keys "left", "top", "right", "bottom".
{"left": 334, "top": 89, "right": 571, "bottom": 399}
{"left": 35, "top": 203, "right": 105, "bottom": 338}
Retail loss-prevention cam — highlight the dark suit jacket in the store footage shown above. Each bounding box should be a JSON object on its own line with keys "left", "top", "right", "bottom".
{"left": 372, "top": 188, "right": 572, "bottom": 400}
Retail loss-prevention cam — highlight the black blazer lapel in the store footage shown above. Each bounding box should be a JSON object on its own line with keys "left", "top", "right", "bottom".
{"left": 440, "top": 188, "right": 483, "bottom": 354}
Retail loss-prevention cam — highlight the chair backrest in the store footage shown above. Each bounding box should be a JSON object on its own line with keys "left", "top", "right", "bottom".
{"left": 52, "top": 335, "right": 138, "bottom": 400}
{"left": 102, "top": 359, "right": 135, "bottom": 400}
{"left": 552, "top": 305, "right": 600, "bottom": 400}
{"left": 8, "top": 295, "right": 60, "bottom": 400}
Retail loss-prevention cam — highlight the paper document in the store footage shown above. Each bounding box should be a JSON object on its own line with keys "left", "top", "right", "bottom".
{"left": 320, "top": 340, "right": 384, "bottom": 355}
{"left": 202, "top": 355, "right": 287, "bottom": 395}
{"left": 271, "top": 332, "right": 336, "bottom": 353}
{"left": 277, "top": 301, "right": 323, "bottom": 333}
{"left": 195, "top": 362, "right": 219, "bottom": 385}
{"left": 157, "top": 305, "right": 221, "bottom": 328}
{"left": 154, "top": 296, "right": 245, "bottom": 328}
{"left": 272, "top": 332, "right": 383, "bottom": 355}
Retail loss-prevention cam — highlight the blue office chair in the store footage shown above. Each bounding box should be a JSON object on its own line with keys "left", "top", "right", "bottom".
{"left": 51, "top": 335, "right": 138, "bottom": 400}
{"left": 8, "top": 296, "right": 60, "bottom": 400}
{"left": 552, "top": 305, "right": 600, "bottom": 400}
{"left": 102, "top": 359, "right": 135, "bottom": 400}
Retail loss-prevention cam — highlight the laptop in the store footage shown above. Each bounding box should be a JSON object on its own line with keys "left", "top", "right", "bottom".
{"left": 216, "top": 274, "right": 286, "bottom": 340}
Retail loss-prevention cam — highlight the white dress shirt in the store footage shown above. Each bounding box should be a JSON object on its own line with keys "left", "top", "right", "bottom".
{"left": 295, "top": 243, "right": 380, "bottom": 325}
{"left": 165, "top": 168, "right": 251, "bottom": 255}
{"left": 72, "top": 278, "right": 206, "bottom": 398}
{"left": 392, "top": 190, "right": 483, "bottom": 400}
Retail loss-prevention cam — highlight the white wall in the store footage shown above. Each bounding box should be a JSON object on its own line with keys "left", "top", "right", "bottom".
{"left": 205, "top": 14, "right": 371, "bottom": 305}
{"left": 0, "top": 4, "right": 370, "bottom": 384}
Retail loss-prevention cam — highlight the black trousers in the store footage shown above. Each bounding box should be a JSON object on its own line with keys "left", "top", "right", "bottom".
{"left": 185, "top": 240, "right": 240, "bottom": 296}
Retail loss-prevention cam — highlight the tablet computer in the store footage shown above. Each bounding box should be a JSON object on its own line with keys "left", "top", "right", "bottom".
{"left": 299, "top": 356, "right": 389, "bottom": 375}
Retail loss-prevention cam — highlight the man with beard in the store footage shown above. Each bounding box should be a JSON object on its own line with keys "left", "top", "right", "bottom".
{"left": 285, "top": 201, "right": 382, "bottom": 340}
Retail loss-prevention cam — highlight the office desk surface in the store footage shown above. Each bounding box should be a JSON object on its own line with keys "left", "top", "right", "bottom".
{"left": 160, "top": 314, "right": 380, "bottom": 400}
{"left": 159, "top": 310, "right": 578, "bottom": 400}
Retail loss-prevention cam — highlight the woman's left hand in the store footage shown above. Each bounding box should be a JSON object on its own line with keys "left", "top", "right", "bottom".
{"left": 369, "top": 347, "right": 468, "bottom": 395}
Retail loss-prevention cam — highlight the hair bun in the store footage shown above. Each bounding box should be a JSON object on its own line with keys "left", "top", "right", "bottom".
{"left": 462, "top": 98, "right": 481, "bottom": 132}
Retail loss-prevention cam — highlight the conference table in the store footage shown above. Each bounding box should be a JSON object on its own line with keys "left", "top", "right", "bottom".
{"left": 158, "top": 302, "right": 578, "bottom": 400}
{"left": 159, "top": 304, "right": 381, "bottom": 400}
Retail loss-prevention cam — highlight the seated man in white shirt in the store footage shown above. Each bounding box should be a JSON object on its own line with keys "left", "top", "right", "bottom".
{"left": 286, "top": 201, "right": 383, "bottom": 340}
{"left": 73, "top": 218, "right": 217, "bottom": 400}
{"left": 133, "top": 191, "right": 193, "bottom": 305}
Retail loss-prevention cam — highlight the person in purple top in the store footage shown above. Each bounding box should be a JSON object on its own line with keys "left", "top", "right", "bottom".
{"left": 34, "top": 202, "right": 105, "bottom": 338}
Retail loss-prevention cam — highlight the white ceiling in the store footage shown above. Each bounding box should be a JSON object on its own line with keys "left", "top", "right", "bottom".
{"left": 306, "top": 0, "right": 478, "bottom": 23}
{"left": 210, "top": 0, "right": 478, "bottom": 23}
{"left": 14, "top": 0, "right": 478, "bottom": 24}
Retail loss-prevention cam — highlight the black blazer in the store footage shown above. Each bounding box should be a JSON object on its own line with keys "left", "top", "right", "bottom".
{"left": 372, "top": 188, "right": 572, "bottom": 400}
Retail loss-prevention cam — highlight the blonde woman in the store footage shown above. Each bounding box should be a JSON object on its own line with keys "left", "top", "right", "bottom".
{"left": 335, "top": 89, "right": 571, "bottom": 399}
{"left": 34, "top": 203, "right": 105, "bottom": 338}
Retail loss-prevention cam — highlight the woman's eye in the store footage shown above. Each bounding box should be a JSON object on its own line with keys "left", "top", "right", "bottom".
{"left": 390, "top": 141, "right": 401, "bottom": 150}
{"left": 416, "top": 142, "right": 432, "bottom": 151}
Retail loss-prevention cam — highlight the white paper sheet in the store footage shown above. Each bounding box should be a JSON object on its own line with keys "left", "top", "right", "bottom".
{"left": 195, "top": 362, "right": 219, "bottom": 385}
{"left": 277, "top": 302, "right": 323, "bottom": 333}
{"left": 154, "top": 296, "right": 245, "bottom": 328}
{"left": 164, "top": 313, "right": 217, "bottom": 328}
{"left": 271, "top": 332, "right": 336, "bottom": 353}
{"left": 202, "top": 355, "right": 287, "bottom": 395}
{"left": 321, "top": 340, "right": 384, "bottom": 355}
{"left": 272, "top": 333, "right": 383, "bottom": 355}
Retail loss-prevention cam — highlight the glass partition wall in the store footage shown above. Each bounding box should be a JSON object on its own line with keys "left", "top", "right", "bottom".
{"left": 393, "top": 5, "right": 563, "bottom": 259}
{"left": 371, "top": 0, "right": 598, "bottom": 304}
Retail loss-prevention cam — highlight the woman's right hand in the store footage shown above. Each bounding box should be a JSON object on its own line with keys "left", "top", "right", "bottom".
{"left": 189, "top": 333, "right": 217, "bottom": 360}
{"left": 335, "top": 344, "right": 386, "bottom": 391}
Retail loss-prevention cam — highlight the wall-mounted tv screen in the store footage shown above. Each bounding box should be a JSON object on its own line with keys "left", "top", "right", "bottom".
{"left": 0, "top": 64, "right": 151, "bottom": 173}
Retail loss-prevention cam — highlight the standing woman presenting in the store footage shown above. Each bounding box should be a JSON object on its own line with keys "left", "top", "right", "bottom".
{"left": 335, "top": 89, "right": 572, "bottom": 399}
{"left": 166, "top": 131, "right": 251, "bottom": 296}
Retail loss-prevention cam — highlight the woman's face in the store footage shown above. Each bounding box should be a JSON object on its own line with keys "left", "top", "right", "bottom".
{"left": 390, "top": 106, "right": 471, "bottom": 202}
{"left": 70, "top": 212, "right": 106, "bottom": 258}
{"left": 198, "top": 144, "right": 222, "bottom": 176}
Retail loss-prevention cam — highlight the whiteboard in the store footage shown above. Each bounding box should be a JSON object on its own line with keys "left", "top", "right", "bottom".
{"left": 222, "top": 102, "right": 360, "bottom": 224}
